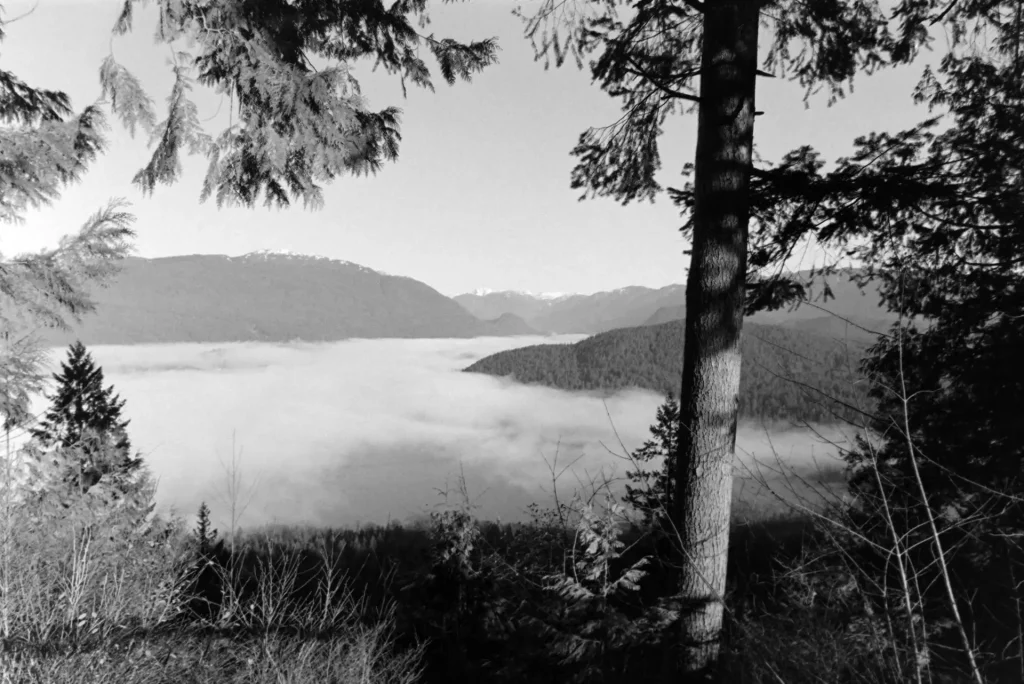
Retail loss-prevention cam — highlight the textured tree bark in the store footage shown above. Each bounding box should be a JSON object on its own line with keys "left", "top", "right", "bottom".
{"left": 670, "top": 0, "right": 760, "bottom": 681}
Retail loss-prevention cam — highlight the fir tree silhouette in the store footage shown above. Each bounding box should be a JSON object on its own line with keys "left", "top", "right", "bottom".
{"left": 31, "top": 341, "right": 139, "bottom": 494}
{"left": 623, "top": 396, "right": 679, "bottom": 532}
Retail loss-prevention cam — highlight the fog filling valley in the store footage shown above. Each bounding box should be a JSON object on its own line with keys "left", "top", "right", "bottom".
{"left": 21, "top": 336, "right": 856, "bottom": 532}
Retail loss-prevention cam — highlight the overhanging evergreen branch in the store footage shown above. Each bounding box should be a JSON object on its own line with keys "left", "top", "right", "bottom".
{"left": 99, "top": 55, "right": 157, "bottom": 138}
{"left": 426, "top": 36, "right": 500, "bottom": 85}
{"left": 0, "top": 105, "right": 109, "bottom": 224}
{"left": 107, "top": 0, "right": 499, "bottom": 209}
{"left": 569, "top": 89, "right": 667, "bottom": 204}
{"left": 111, "top": 0, "right": 137, "bottom": 36}
{"left": 132, "top": 65, "right": 211, "bottom": 196}
{"left": 0, "top": 69, "right": 72, "bottom": 125}
{"left": 0, "top": 199, "right": 135, "bottom": 331}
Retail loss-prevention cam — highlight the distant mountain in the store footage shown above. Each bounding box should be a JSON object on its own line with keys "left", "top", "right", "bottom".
{"left": 464, "top": 319, "right": 872, "bottom": 424}
{"left": 454, "top": 290, "right": 574, "bottom": 323}
{"left": 479, "top": 313, "right": 541, "bottom": 336}
{"left": 469, "top": 288, "right": 574, "bottom": 300}
{"left": 643, "top": 305, "right": 686, "bottom": 327}
{"left": 455, "top": 284, "right": 687, "bottom": 334}
{"left": 533, "top": 285, "right": 688, "bottom": 333}
{"left": 461, "top": 271, "right": 899, "bottom": 337}
{"left": 42, "top": 252, "right": 523, "bottom": 346}
{"left": 643, "top": 306, "right": 893, "bottom": 345}
{"left": 746, "top": 274, "right": 895, "bottom": 327}
{"left": 783, "top": 316, "right": 893, "bottom": 345}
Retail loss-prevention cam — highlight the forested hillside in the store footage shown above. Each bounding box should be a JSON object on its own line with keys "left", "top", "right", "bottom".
{"left": 40, "top": 253, "right": 526, "bottom": 345}
{"left": 464, "top": 320, "right": 872, "bottom": 423}
{"left": 459, "top": 269, "right": 898, "bottom": 336}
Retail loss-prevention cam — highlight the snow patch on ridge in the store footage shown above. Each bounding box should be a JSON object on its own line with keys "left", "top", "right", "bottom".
{"left": 237, "top": 250, "right": 394, "bottom": 276}
{"left": 467, "top": 288, "right": 577, "bottom": 301}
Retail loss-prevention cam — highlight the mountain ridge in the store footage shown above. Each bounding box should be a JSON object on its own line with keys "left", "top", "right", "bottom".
{"left": 41, "top": 254, "right": 901, "bottom": 348}
{"left": 455, "top": 284, "right": 689, "bottom": 334}
{"left": 41, "top": 254, "right": 532, "bottom": 346}
{"left": 457, "top": 271, "right": 898, "bottom": 337}
{"left": 642, "top": 305, "right": 894, "bottom": 344}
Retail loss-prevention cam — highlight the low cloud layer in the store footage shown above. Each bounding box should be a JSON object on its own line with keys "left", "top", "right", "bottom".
{"left": 22, "top": 336, "right": 857, "bottom": 532}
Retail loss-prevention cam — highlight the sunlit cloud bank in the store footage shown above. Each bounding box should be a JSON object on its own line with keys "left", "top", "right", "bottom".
{"left": 20, "top": 336, "right": 858, "bottom": 531}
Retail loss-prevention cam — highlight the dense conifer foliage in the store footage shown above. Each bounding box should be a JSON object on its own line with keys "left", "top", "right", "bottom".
{"left": 0, "top": 50, "right": 134, "bottom": 332}
{"left": 511, "top": 0, "right": 941, "bottom": 671}
{"left": 104, "top": 0, "right": 498, "bottom": 210}
{"left": 704, "top": 6, "right": 1024, "bottom": 682}
{"left": 623, "top": 396, "right": 678, "bottom": 531}
{"left": 741, "top": 0, "right": 1024, "bottom": 549}
{"left": 513, "top": 0, "right": 1023, "bottom": 673}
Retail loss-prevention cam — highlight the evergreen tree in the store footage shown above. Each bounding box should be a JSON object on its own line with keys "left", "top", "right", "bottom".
{"left": 742, "top": 0, "right": 1024, "bottom": 618}
{"left": 514, "top": 0, "right": 1005, "bottom": 675}
{"left": 687, "top": 5, "right": 1024, "bottom": 682}
{"left": 193, "top": 501, "right": 218, "bottom": 555}
{"left": 623, "top": 396, "right": 679, "bottom": 531}
{"left": 31, "top": 341, "right": 139, "bottom": 495}
{"left": 1, "top": 0, "right": 495, "bottom": 494}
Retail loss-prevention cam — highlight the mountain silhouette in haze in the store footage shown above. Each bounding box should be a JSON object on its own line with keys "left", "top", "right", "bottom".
{"left": 455, "top": 285, "right": 688, "bottom": 334}
{"left": 44, "top": 254, "right": 897, "bottom": 348}
{"left": 42, "top": 252, "right": 536, "bottom": 346}
{"left": 481, "top": 312, "right": 541, "bottom": 336}
{"left": 643, "top": 306, "right": 893, "bottom": 345}
{"left": 458, "top": 270, "right": 899, "bottom": 341}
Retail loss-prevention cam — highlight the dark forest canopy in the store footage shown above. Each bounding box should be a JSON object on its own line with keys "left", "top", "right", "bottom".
{"left": 464, "top": 320, "right": 872, "bottom": 424}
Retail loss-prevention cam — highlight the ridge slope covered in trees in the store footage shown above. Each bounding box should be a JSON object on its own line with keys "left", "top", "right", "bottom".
{"left": 464, "top": 320, "right": 871, "bottom": 424}
{"left": 41, "top": 253, "right": 537, "bottom": 345}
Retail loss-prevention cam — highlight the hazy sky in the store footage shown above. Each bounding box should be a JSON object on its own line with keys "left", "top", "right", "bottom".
{"left": 1, "top": 0, "right": 932, "bottom": 296}
{"left": 9, "top": 338, "right": 854, "bottom": 530}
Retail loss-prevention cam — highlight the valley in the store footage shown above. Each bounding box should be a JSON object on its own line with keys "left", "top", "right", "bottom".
{"left": 0, "top": 0, "right": 1012, "bottom": 679}
{"left": 52, "top": 251, "right": 895, "bottom": 346}
{"left": 23, "top": 253, "right": 882, "bottom": 531}
{"left": 27, "top": 336, "right": 854, "bottom": 533}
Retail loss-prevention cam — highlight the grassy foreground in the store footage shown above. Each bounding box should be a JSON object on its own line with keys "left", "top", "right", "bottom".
{"left": 0, "top": 464, "right": 1016, "bottom": 684}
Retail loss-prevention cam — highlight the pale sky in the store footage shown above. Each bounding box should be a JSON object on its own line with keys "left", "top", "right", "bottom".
{"left": 0, "top": 0, "right": 932, "bottom": 296}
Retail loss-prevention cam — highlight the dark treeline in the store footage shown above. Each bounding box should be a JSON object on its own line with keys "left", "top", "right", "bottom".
{"left": 465, "top": 320, "right": 873, "bottom": 424}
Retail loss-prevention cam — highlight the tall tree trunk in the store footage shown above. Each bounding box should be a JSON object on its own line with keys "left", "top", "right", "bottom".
{"left": 670, "top": 0, "right": 759, "bottom": 680}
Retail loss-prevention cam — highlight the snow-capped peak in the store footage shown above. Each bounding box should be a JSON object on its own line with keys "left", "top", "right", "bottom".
{"left": 236, "top": 250, "right": 393, "bottom": 276}
{"left": 242, "top": 249, "right": 330, "bottom": 261}
{"left": 467, "top": 288, "right": 576, "bottom": 301}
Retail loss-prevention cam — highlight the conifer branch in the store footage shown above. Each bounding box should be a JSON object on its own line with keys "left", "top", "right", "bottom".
{"left": 132, "top": 66, "right": 211, "bottom": 196}
{"left": 0, "top": 70, "right": 72, "bottom": 125}
{"left": 98, "top": 55, "right": 157, "bottom": 138}
{"left": 0, "top": 1, "right": 41, "bottom": 29}
{"left": 111, "top": 0, "right": 135, "bottom": 36}
{"left": 624, "top": 59, "right": 701, "bottom": 102}
{"left": 0, "top": 106, "right": 109, "bottom": 224}
{"left": 0, "top": 199, "right": 135, "bottom": 332}
{"left": 103, "top": 0, "right": 499, "bottom": 210}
